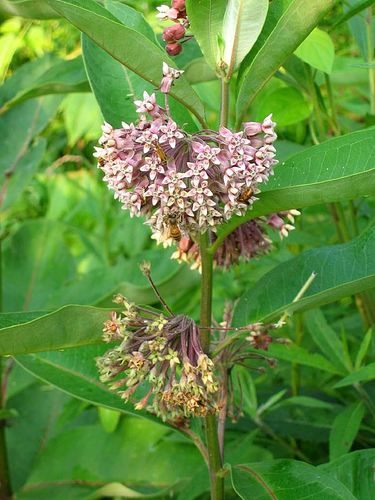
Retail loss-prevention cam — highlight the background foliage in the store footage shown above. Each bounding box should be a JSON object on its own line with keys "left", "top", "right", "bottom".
{"left": 0, "top": 0, "right": 375, "bottom": 498}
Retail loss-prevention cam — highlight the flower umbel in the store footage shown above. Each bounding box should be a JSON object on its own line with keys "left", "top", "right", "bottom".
{"left": 96, "top": 295, "right": 219, "bottom": 420}
{"left": 94, "top": 65, "right": 278, "bottom": 242}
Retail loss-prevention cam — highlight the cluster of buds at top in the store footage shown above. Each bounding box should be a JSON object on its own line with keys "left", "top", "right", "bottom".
{"left": 96, "top": 294, "right": 219, "bottom": 420}
{"left": 157, "top": 0, "right": 190, "bottom": 56}
{"left": 94, "top": 65, "right": 278, "bottom": 243}
{"left": 170, "top": 210, "right": 300, "bottom": 270}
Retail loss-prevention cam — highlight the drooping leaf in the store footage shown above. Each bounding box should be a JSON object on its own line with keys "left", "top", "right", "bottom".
{"left": 330, "top": 0, "right": 375, "bottom": 31}
{"left": 0, "top": 0, "right": 60, "bottom": 18}
{"left": 236, "top": 0, "right": 337, "bottom": 124}
{"left": 62, "top": 93, "right": 103, "bottom": 146}
{"left": 0, "top": 306, "right": 106, "bottom": 355}
{"left": 294, "top": 28, "right": 335, "bottom": 74}
{"left": 319, "top": 449, "right": 375, "bottom": 499}
{"left": 46, "top": 0, "right": 206, "bottom": 126}
{"left": 186, "top": 0, "right": 227, "bottom": 73}
{"left": 334, "top": 361, "right": 375, "bottom": 388}
{"left": 221, "top": 0, "right": 269, "bottom": 78}
{"left": 256, "top": 87, "right": 312, "bottom": 126}
{"left": 212, "top": 128, "right": 375, "bottom": 250}
{"left": 0, "top": 56, "right": 90, "bottom": 113}
{"left": 329, "top": 401, "right": 366, "bottom": 461}
{"left": 233, "top": 224, "right": 375, "bottom": 327}
{"left": 230, "top": 459, "right": 357, "bottom": 499}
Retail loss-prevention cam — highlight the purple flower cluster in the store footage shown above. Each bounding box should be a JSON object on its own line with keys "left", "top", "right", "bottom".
{"left": 94, "top": 84, "right": 277, "bottom": 241}
{"left": 96, "top": 294, "right": 219, "bottom": 420}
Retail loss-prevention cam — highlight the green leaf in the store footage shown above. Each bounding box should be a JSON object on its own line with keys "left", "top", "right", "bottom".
{"left": 98, "top": 407, "right": 121, "bottom": 434}
{"left": 183, "top": 57, "right": 217, "bottom": 84}
{"left": 256, "top": 87, "right": 312, "bottom": 126}
{"left": 330, "top": 0, "right": 375, "bottom": 31}
{"left": 233, "top": 224, "right": 375, "bottom": 327}
{"left": 2, "top": 220, "right": 76, "bottom": 311}
{"left": 305, "top": 309, "right": 348, "bottom": 373}
{"left": 211, "top": 129, "right": 375, "bottom": 250}
{"left": 0, "top": 96, "right": 63, "bottom": 181}
{"left": 0, "top": 0, "right": 60, "bottom": 18}
{"left": 0, "top": 56, "right": 90, "bottom": 113}
{"left": 221, "top": 0, "right": 269, "bottom": 78}
{"left": 186, "top": 0, "right": 227, "bottom": 73}
{"left": 86, "top": 481, "right": 176, "bottom": 499}
{"left": 319, "top": 449, "right": 375, "bottom": 499}
{"left": 355, "top": 328, "right": 373, "bottom": 370}
{"left": 0, "top": 306, "right": 107, "bottom": 355}
{"left": 46, "top": 0, "right": 206, "bottom": 126}
{"left": 264, "top": 344, "right": 344, "bottom": 375}
{"left": 294, "top": 28, "right": 335, "bottom": 74}
{"left": 236, "top": 0, "right": 337, "bottom": 124}
{"left": 230, "top": 459, "right": 357, "bottom": 499}
{"left": 329, "top": 401, "right": 366, "bottom": 461}
{"left": 274, "top": 395, "right": 334, "bottom": 411}
{"left": 62, "top": 93, "right": 103, "bottom": 146}
{"left": 334, "top": 361, "right": 375, "bottom": 388}
{"left": 1, "top": 137, "right": 46, "bottom": 211}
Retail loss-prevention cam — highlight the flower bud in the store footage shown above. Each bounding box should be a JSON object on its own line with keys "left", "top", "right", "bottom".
{"left": 163, "top": 24, "right": 186, "bottom": 42}
{"left": 172, "top": 0, "right": 185, "bottom": 11}
{"left": 165, "top": 42, "right": 182, "bottom": 56}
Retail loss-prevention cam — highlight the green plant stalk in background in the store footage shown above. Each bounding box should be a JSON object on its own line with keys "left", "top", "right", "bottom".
{"left": 0, "top": 358, "right": 12, "bottom": 500}
{"left": 367, "top": 6, "right": 375, "bottom": 114}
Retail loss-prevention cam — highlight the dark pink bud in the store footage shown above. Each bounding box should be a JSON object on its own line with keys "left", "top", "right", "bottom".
{"left": 163, "top": 24, "right": 186, "bottom": 42}
{"left": 172, "top": 0, "right": 186, "bottom": 11}
{"left": 165, "top": 42, "right": 182, "bottom": 56}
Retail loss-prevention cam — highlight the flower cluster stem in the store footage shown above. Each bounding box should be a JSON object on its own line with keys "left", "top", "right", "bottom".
{"left": 199, "top": 232, "right": 224, "bottom": 500}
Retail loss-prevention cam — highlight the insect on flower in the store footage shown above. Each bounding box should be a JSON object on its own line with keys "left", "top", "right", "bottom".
{"left": 167, "top": 212, "right": 182, "bottom": 242}
{"left": 238, "top": 187, "right": 254, "bottom": 203}
{"left": 151, "top": 140, "right": 168, "bottom": 165}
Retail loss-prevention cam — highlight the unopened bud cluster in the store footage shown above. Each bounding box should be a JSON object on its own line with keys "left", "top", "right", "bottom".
{"left": 170, "top": 210, "right": 300, "bottom": 270}
{"left": 96, "top": 295, "right": 219, "bottom": 420}
{"left": 94, "top": 65, "right": 277, "bottom": 242}
{"left": 157, "top": 0, "right": 190, "bottom": 56}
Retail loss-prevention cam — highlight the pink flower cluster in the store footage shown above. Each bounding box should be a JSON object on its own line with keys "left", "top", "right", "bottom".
{"left": 156, "top": 0, "right": 190, "bottom": 56}
{"left": 94, "top": 90, "right": 277, "bottom": 241}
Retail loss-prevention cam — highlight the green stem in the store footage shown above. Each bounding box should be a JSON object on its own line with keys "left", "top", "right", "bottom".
{"left": 306, "top": 64, "right": 326, "bottom": 141}
{"left": 0, "top": 359, "right": 12, "bottom": 500}
{"left": 200, "top": 233, "right": 224, "bottom": 500}
{"left": 367, "top": 7, "right": 375, "bottom": 114}
{"left": 324, "top": 73, "right": 341, "bottom": 136}
{"left": 220, "top": 80, "right": 230, "bottom": 129}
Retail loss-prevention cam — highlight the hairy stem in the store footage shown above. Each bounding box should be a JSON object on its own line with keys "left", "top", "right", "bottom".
{"left": 200, "top": 232, "right": 224, "bottom": 500}
{"left": 220, "top": 80, "right": 230, "bottom": 129}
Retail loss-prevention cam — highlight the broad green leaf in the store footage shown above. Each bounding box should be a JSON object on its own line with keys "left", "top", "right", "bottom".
{"left": 222, "top": 0, "right": 269, "bottom": 78}
{"left": 14, "top": 346, "right": 163, "bottom": 424}
{"left": 86, "top": 482, "right": 176, "bottom": 499}
{"left": 319, "top": 450, "right": 375, "bottom": 499}
{"left": 183, "top": 57, "right": 217, "bottom": 84}
{"left": 62, "top": 93, "right": 102, "bottom": 146}
{"left": 46, "top": 0, "right": 206, "bottom": 126}
{"left": 264, "top": 344, "right": 344, "bottom": 375}
{"left": 355, "top": 328, "right": 373, "bottom": 370}
{"left": 256, "top": 87, "right": 312, "bottom": 126}
{"left": 1, "top": 137, "right": 46, "bottom": 211}
{"left": 0, "top": 33, "right": 18, "bottom": 82}
{"left": 0, "top": 96, "right": 63, "bottom": 180}
{"left": 0, "top": 56, "right": 90, "bottom": 113}
{"left": 230, "top": 460, "right": 357, "bottom": 499}
{"left": 211, "top": 129, "right": 375, "bottom": 250}
{"left": 233, "top": 225, "right": 375, "bottom": 327}
{"left": 343, "top": 0, "right": 375, "bottom": 61}
{"left": 2, "top": 220, "right": 76, "bottom": 311}
{"left": 186, "top": 0, "right": 227, "bottom": 73}
{"left": 0, "top": 307, "right": 106, "bottom": 355}
{"left": 294, "top": 28, "right": 335, "bottom": 74}
{"left": 236, "top": 0, "right": 337, "bottom": 124}
{"left": 22, "top": 418, "right": 202, "bottom": 488}
{"left": 305, "top": 309, "right": 348, "bottom": 373}
{"left": 334, "top": 361, "right": 375, "bottom": 388}
{"left": 330, "top": 0, "right": 375, "bottom": 31}
{"left": 0, "top": 0, "right": 59, "bottom": 18}
{"left": 329, "top": 401, "right": 366, "bottom": 461}
{"left": 82, "top": 36, "right": 196, "bottom": 131}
